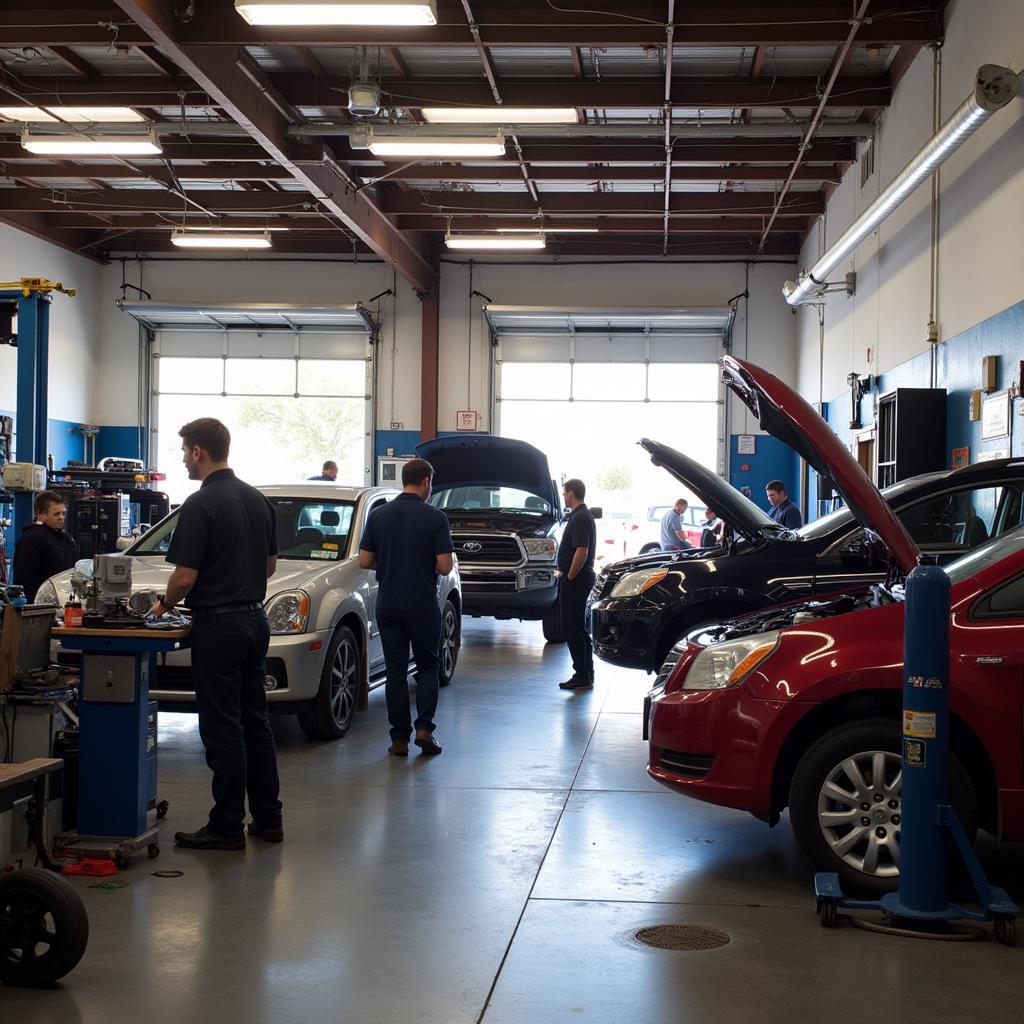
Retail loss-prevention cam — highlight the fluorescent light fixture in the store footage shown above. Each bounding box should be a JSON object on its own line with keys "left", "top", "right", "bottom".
{"left": 421, "top": 107, "right": 579, "bottom": 125}
{"left": 445, "top": 234, "right": 546, "bottom": 251}
{"left": 1, "top": 106, "right": 145, "bottom": 123}
{"left": 368, "top": 132, "right": 506, "bottom": 157}
{"left": 234, "top": 0, "right": 437, "bottom": 24}
{"left": 499, "top": 226, "right": 599, "bottom": 234}
{"left": 171, "top": 231, "right": 272, "bottom": 249}
{"left": 21, "top": 131, "right": 161, "bottom": 156}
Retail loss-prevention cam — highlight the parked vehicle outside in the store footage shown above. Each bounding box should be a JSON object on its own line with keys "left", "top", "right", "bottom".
{"left": 40, "top": 484, "right": 462, "bottom": 741}
{"left": 632, "top": 503, "right": 707, "bottom": 555}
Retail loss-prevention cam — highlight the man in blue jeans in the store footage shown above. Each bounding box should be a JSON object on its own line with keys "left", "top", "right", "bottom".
{"left": 150, "top": 417, "right": 282, "bottom": 851}
{"left": 358, "top": 459, "right": 453, "bottom": 757}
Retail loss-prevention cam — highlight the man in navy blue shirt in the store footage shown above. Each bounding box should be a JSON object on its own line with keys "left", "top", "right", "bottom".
{"left": 308, "top": 460, "right": 338, "bottom": 481}
{"left": 765, "top": 479, "right": 803, "bottom": 529}
{"left": 358, "top": 458, "right": 453, "bottom": 756}
{"left": 557, "top": 478, "right": 597, "bottom": 690}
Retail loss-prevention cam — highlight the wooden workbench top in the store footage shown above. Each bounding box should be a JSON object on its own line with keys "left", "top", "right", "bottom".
{"left": 0, "top": 758, "right": 63, "bottom": 788}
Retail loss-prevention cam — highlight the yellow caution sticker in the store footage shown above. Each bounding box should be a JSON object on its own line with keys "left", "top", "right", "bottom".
{"left": 903, "top": 709, "right": 937, "bottom": 739}
{"left": 323, "top": 542, "right": 338, "bottom": 550}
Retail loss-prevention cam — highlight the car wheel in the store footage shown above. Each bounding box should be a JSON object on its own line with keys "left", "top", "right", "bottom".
{"left": 639, "top": 543, "right": 660, "bottom": 555}
{"left": 439, "top": 600, "right": 460, "bottom": 687}
{"left": 297, "top": 625, "right": 360, "bottom": 740}
{"left": 788, "top": 719, "right": 978, "bottom": 896}
{"left": 542, "top": 600, "right": 565, "bottom": 644}
{"left": 0, "top": 868, "right": 89, "bottom": 987}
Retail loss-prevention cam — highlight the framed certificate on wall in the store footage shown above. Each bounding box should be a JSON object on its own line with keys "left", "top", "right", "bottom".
{"left": 981, "top": 391, "right": 1010, "bottom": 441}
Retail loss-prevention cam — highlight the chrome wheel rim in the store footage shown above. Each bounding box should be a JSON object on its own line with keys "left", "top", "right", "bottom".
{"left": 329, "top": 638, "right": 357, "bottom": 727}
{"left": 817, "top": 749, "right": 902, "bottom": 878}
{"left": 441, "top": 606, "right": 458, "bottom": 680}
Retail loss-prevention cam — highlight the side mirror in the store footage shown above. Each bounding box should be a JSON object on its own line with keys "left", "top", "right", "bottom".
{"left": 590, "top": 506, "right": 603, "bottom": 520}
{"left": 115, "top": 536, "right": 133, "bottom": 552}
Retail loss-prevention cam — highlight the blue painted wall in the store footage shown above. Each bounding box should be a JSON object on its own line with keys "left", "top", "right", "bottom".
{"left": 810, "top": 296, "right": 1024, "bottom": 521}
{"left": 728, "top": 433, "right": 799, "bottom": 515}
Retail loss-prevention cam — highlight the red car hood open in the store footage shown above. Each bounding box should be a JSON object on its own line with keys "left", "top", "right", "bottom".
{"left": 721, "top": 355, "right": 920, "bottom": 574}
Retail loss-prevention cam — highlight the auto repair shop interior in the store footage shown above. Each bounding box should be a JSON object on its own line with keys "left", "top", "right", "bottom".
{"left": 1, "top": 1, "right": 1023, "bottom": 1020}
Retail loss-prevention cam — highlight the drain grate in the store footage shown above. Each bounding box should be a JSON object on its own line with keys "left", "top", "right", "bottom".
{"left": 634, "top": 924, "right": 731, "bottom": 951}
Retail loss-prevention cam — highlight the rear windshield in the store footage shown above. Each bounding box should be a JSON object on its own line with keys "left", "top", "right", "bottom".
{"left": 430, "top": 485, "right": 552, "bottom": 514}
{"left": 131, "top": 498, "right": 357, "bottom": 561}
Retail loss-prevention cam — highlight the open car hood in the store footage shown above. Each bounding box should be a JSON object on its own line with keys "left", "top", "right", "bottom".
{"left": 721, "top": 355, "right": 919, "bottom": 573}
{"left": 415, "top": 436, "right": 557, "bottom": 505}
{"left": 639, "top": 438, "right": 777, "bottom": 544}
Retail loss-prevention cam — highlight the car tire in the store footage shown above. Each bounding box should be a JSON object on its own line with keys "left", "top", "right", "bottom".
{"left": 297, "top": 625, "right": 360, "bottom": 741}
{"left": 542, "top": 600, "right": 565, "bottom": 644}
{"left": 0, "top": 868, "right": 89, "bottom": 987}
{"left": 438, "top": 600, "right": 460, "bottom": 687}
{"left": 788, "top": 719, "right": 978, "bottom": 897}
{"left": 639, "top": 543, "right": 660, "bottom": 555}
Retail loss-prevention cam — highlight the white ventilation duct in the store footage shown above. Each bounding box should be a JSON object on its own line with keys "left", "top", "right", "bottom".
{"left": 784, "top": 64, "right": 1020, "bottom": 306}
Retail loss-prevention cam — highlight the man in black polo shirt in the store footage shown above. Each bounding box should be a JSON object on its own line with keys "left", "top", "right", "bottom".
{"left": 358, "top": 458, "right": 453, "bottom": 757}
{"left": 557, "top": 477, "right": 597, "bottom": 690}
{"left": 150, "top": 417, "right": 282, "bottom": 850}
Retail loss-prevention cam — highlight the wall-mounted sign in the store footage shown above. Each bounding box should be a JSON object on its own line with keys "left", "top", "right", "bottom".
{"left": 736, "top": 434, "right": 756, "bottom": 455}
{"left": 456, "top": 410, "right": 480, "bottom": 432}
{"left": 977, "top": 449, "right": 1009, "bottom": 462}
{"left": 981, "top": 390, "right": 1010, "bottom": 440}
{"left": 951, "top": 447, "right": 970, "bottom": 470}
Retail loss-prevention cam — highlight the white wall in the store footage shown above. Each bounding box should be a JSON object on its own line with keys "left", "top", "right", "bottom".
{"left": 0, "top": 223, "right": 100, "bottom": 425}
{"left": 797, "top": 0, "right": 1024, "bottom": 401}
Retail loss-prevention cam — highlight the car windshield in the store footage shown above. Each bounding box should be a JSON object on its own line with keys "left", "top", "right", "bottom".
{"left": 131, "top": 497, "right": 358, "bottom": 561}
{"left": 945, "top": 522, "right": 1024, "bottom": 584}
{"left": 797, "top": 475, "right": 945, "bottom": 540}
{"left": 430, "top": 485, "right": 552, "bottom": 515}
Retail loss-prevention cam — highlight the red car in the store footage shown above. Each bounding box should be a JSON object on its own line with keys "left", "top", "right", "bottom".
{"left": 647, "top": 356, "right": 1024, "bottom": 894}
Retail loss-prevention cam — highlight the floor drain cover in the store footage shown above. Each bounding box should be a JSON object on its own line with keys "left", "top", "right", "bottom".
{"left": 634, "top": 925, "right": 731, "bottom": 951}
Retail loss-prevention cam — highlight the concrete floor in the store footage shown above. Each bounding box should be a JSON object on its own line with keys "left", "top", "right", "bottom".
{"left": 8, "top": 619, "right": 1024, "bottom": 1023}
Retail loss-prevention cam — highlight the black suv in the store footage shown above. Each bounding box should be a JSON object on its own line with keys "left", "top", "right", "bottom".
{"left": 417, "top": 436, "right": 567, "bottom": 641}
{"left": 590, "top": 439, "right": 1024, "bottom": 672}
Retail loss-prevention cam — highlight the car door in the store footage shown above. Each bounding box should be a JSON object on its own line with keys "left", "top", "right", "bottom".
{"left": 360, "top": 494, "right": 393, "bottom": 673}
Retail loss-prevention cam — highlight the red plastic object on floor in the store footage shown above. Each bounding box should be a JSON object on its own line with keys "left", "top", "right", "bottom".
{"left": 63, "top": 859, "right": 119, "bottom": 877}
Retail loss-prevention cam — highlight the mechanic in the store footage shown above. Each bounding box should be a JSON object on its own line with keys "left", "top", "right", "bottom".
{"left": 308, "top": 460, "right": 338, "bottom": 481}
{"left": 358, "top": 458, "right": 453, "bottom": 757}
{"left": 659, "top": 498, "right": 692, "bottom": 551}
{"left": 12, "top": 490, "right": 77, "bottom": 602}
{"left": 150, "top": 417, "right": 283, "bottom": 851}
{"left": 700, "top": 507, "right": 725, "bottom": 547}
{"left": 557, "top": 478, "right": 598, "bottom": 690}
{"left": 765, "top": 479, "right": 803, "bottom": 529}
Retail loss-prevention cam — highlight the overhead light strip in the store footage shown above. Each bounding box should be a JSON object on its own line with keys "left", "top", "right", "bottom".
{"left": 171, "top": 230, "right": 272, "bottom": 249}
{"left": 421, "top": 107, "right": 579, "bottom": 125}
{"left": 445, "top": 234, "right": 546, "bottom": 251}
{"left": 367, "top": 131, "right": 506, "bottom": 157}
{"left": 21, "top": 131, "right": 162, "bottom": 155}
{"left": 234, "top": 0, "right": 437, "bottom": 24}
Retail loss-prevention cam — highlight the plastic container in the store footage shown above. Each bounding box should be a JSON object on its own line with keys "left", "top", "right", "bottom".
{"left": 64, "top": 601, "right": 84, "bottom": 628}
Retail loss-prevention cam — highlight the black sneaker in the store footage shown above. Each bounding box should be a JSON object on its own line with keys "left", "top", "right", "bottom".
{"left": 559, "top": 675, "right": 595, "bottom": 690}
{"left": 247, "top": 821, "right": 284, "bottom": 843}
{"left": 174, "top": 826, "right": 245, "bottom": 851}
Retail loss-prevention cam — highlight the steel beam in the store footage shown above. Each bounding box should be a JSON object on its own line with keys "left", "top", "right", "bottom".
{"left": 365, "top": 164, "right": 840, "bottom": 182}
{"left": 397, "top": 216, "right": 813, "bottom": 233}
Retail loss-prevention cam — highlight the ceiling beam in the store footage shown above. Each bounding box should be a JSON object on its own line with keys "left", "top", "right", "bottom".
{"left": 397, "top": 216, "right": 812, "bottom": 233}
{"left": 538, "top": 236, "right": 801, "bottom": 258}
{"left": 381, "top": 190, "right": 825, "bottom": 216}
{"left": 362, "top": 164, "right": 840, "bottom": 182}
{"left": 108, "top": 0, "right": 434, "bottom": 294}
{"left": 2, "top": 163, "right": 298, "bottom": 181}
{"left": 0, "top": 188, "right": 346, "bottom": 213}
{"left": 0, "top": 76, "right": 209, "bottom": 107}
{"left": 134, "top": 44, "right": 181, "bottom": 77}
{"left": 46, "top": 46, "right": 97, "bottom": 78}
{"left": 0, "top": 210, "right": 98, "bottom": 257}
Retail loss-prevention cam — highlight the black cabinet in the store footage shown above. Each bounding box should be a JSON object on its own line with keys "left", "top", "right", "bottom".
{"left": 876, "top": 388, "right": 947, "bottom": 488}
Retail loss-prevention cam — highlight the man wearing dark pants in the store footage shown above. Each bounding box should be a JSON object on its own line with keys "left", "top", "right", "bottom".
{"left": 557, "top": 478, "right": 597, "bottom": 690}
{"left": 358, "top": 458, "right": 453, "bottom": 757}
{"left": 150, "top": 417, "right": 282, "bottom": 851}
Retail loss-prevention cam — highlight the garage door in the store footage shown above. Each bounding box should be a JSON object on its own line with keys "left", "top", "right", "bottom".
{"left": 119, "top": 303, "right": 376, "bottom": 504}
{"left": 486, "top": 306, "right": 733, "bottom": 526}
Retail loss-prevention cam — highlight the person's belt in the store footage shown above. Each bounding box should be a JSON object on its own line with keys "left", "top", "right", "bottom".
{"left": 190, "top": 601, "right": 263, "bottom": 618}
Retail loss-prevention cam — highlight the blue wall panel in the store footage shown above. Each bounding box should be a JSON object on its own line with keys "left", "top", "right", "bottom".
{"left": 728, "top": 434, "right": 799, "bottom": 514}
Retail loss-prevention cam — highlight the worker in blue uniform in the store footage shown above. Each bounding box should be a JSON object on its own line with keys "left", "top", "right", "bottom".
{"left": 765, "top": 479, "right": 803, "bottom": 529}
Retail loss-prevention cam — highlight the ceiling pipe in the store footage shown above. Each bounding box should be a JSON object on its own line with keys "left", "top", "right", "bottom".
{"left": 784, "top": 64, "right": 1020, "bottom": 306}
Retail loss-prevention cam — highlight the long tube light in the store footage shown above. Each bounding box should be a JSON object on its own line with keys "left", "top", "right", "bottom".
{"left": 1, "top": 106, "right": 145, "bottom": 123}
{"left": 21, "top": 131, "right": 162, "bottom": 155}
{"left": 784, "top": 64, "right": 1020, "bottom": 306}
{"left": 172, "top": 231, "right": 272, "bottom": 249}
{"left": 235, "top": 0, "right": 437, "bottom": 24}
{"left": 445, "top": 234, "right": 546, "bottom": 251}
{"left": 422, "top": 107, "right": 579, "bottom": 125}
{"left": 368, "top": 132, "right": 506, "bottom": 157}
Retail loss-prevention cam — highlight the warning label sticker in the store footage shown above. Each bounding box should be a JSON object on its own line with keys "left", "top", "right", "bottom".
{"left": 904, "top": 738, "right": 927, "bottom": 767}
{"left": 903, "top": 709, "right": 937, "bottom": 739}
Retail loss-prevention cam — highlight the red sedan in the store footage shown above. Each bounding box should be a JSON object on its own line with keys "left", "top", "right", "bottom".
{"left": 647, "top": 356, "right": 1024, "bottom": 894}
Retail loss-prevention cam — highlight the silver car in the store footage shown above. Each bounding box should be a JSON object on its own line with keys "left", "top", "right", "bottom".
{"left": 40, "top": 484, "right": 462, "bottom": 741}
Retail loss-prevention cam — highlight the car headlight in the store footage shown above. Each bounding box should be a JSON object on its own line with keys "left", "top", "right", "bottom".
{"left": 682, "top": 631, "right": 780, "bottom": 691}
{"left": 265, "top": 591, "right": 310, "bottom": 634}
{"left": 524, "top": 537, "right": 556, "bottom": 560}
{"left": 610, "top": 568, "right": 669, "bottom": 598}
{"left": 34, "top": 579, "right": 60, "bottom": 607}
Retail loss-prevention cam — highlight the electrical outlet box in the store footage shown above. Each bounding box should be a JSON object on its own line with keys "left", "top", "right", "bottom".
{"left": 982, "top": 355, "right": 999, "bottom": 392}
{"left": 969, "top": 389, "right": 982, "bottom": 421}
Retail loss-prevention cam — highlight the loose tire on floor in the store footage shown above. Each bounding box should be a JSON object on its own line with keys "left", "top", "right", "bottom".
{"left": 438, "top": 600, "right": 460, "bottom": 687}
{"left": 542, "top": 600, "right": 565, "bottom": 644}
{"left": 788, "top": 719, "right": 978, "bottom": 897}
{"left": 0, "top": 868, "right": 89, "bottom": 987}
{"left": 298, "top": 625, "right": 360, "bottom": 740}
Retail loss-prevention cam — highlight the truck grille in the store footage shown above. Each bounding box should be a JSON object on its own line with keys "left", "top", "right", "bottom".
{"left": 452, "top": 534, "right": 523, "bottom": 565}
{"left": 461, "top": 573, "right": 518, "bottom": 593}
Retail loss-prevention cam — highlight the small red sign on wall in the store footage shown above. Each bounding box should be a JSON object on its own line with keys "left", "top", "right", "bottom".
{"left": 456, "top": 410, "right": 480, "bottom": 432}
{"left": 951, "top": 446, "right": 969, "bottom": 470}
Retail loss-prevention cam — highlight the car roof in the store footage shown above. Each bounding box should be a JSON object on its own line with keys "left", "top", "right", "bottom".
{"left": 255, "top": 484, "right": 398, "bottom": 501}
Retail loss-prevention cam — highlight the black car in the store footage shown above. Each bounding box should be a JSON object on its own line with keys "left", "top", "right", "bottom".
{"left": 590, "top": 441, "right": 1024, "bottom": 672}
{"left": 417, "top": 436, "right": 567, "bottom": 641}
